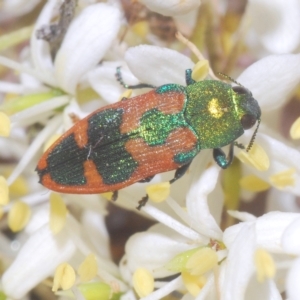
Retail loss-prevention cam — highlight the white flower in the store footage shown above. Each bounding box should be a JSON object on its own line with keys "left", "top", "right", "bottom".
{"left": 247, "top": 0, "right": 300, "bottom": 54}
{"left": 138, "top": 0, "right": 201, "bottom": 17}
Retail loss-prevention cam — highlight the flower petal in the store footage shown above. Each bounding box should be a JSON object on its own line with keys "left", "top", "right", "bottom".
{"left": 248, "top": 0, "right": 300, "bottom": 53}
{"left": 139, "top": 0, "right": 201, "bottom": 16}
{"left": 125, "top": 45, "right": 194, "bottom": 86}
{"left": 125, "top": 224, "right": 195, "bottom": 277}
{"left": 2, "top": 223, "right": 77, "bottom": 298}
{"left": 186, "top": 165, "right": 223, "bottom": 240}
{"left": 55, "top": 3, "right": 121, "bottom": 94}
{"left": 237, "top": 54, "right": 300, "bottom": 110}
{"left": 286, "top": 257, "right": 300, "bottom": 300}
{"left": 281, "top": 217, "right": 300, "bottom": 255}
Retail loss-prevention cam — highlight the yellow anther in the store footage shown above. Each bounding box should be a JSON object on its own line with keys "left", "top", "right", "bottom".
{"left": 132, "top": 21, "right": 149, "bottom": 38}
{"left": 101, "top": 192, "right": 114, "bottom": 201}
{"left": 78, "top": 254, "right": 98, "bottom": 282}
{"left": 9, "top": 175, "right": 28, "bottom": 197}
{"left": 165, "top": 247, "right": 201, "bottom": 272}
{"left": 50, "top": 193, "right": 67, "bottom": 234}
{"left": 0, "top": 176, "right": 9, "bottom": 205}
{"left": 269, "top": 168, "right": 295, "bottom": 189}
{"left": 0, "top": 112, "right": 11, "bottom": 137}
{"left": 192, "top": 60, "right": 209, "bottom": 82}
{"left": 254, "top": 249, "right": 276, "bottom": 283}
{"left": 237, "top": 143, "right": 270, "bottom": 171}
{"left": 44, "top": 134, "right": 61, "bottom": 152}
{"left": 0, "top": 206, "right": 4, "bottom": 220}
{"left": 146, "top": 182, "right": 170, "bottom": 203}
{"left": 290, "top": 117, "right": 300, "bottom": 139}
{"left": 182, "top": 271, "right": 206, "bottom": 297}
{"left": 185, "top": 247, "right": 218, "bottom": 276}
{"left": 119, "top": 89, "right": 132, "bottom": 101}
{"left": 133, "top": 268, "right": 154, "bottom": 298}
{"left": 8, "top": 201, "right": 31, "bottom": 232}
{"left": 52, "top": 263, "right": 76, "bottom": 291}
{"left": 239, "top": 175, "right": 270, "bottom": 192}
{"left": 78, "top": 282, "right": 112, "bottom": 300}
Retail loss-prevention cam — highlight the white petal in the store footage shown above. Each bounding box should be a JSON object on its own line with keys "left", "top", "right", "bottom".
{"left": 227, "top": 210, "right": 257, "bottom": 222}
{"left": 186, "top": 165, "right": 223, "bottom": 240}
{"left": 125, "top": 225, "right": 195, "bottom": 277}
{"left": 30, "top": 0, "right": 57, "bottom": 86}
{"left": 245, "top": 277, "right": 281, "bottom": 300}
{"left": 223, "top": 223, "right": 256, "bottom": 300}
{"left": 139, "top": 0, "right": 201, "bottom": 16}
{"left": 255, "top": 212, "right": 300, "bottom": 252}
{"left": 237, "top": 54, "right": 300, "bottom": 110}
{"left": 81, "top": 210, "right": 111, "bottom": 259}
{"left": 281, "top": 217, "right": 300, "bottom": 255}
{"left": 88, "top": 61, "right": 139, "bottom": 104}
{"left": 238, "top": 132, "right": 300, "bottom": 196}
{"left": 0, "top": 0, "right": 42, "bottom": 20}
{"left": 2, "top": 224, "right": 77, "bottom": 299}
{"left": 55, "top": 3, "right": 121, "bottom": 94}
{"left": 286, "top": 257, "right": 300, "bottom": 300}
{"left": 248, "top": 0, "right": 300, "bottom": 53}
{"left": 125, "top": 45, "right": 194, "bottom": 86}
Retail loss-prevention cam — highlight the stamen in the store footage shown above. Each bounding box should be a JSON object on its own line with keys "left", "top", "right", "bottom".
{"left": 133, "top": 268, "right": 154, "bottom": 298}
{"left": 50, "top": 193, "right": 67, "bottom": 234}
{"left": 146, "top": 182, "right": 170, "bottom": 203}
{"left": 78, "top": 254, "right": 98, "bottom": 282}
{"left": 239, "top": 175, "right": 270, "bottom": 192}
{"left": 52, "top": 263, "right": 76, "bottom": 291}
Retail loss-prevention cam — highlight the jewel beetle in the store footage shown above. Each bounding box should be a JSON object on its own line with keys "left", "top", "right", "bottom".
{"left": 36, "top": 68, "right": 261, "bottom": 208}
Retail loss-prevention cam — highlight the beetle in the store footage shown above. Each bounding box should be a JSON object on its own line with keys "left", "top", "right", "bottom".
{"left": 36, "top": 68, "right": 261, "bottom": 209}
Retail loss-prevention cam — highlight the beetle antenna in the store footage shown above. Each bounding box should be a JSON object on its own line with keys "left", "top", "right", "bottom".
{"left": 246, "top": 119, "right": 261, "bottom": 152}
{"left": 217, "top": 72, "right": 245, "bottom": 88}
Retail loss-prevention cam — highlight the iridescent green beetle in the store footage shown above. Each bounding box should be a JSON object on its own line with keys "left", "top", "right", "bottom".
{"left": 36, "top": 68, "right": 261, "bottom": 208}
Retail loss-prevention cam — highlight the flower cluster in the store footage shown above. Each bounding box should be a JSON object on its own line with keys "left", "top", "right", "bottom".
{"left": 0, "top": 0, "right": 300, "bottom": 300}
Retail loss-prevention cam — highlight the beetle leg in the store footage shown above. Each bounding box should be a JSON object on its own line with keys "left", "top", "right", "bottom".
{"left": 137, "top": 163, "right": 192, "bottom": 210}
{"left": 213, "top": 142, "right": 234, "bottom": 169}
{"left": 116, "top": 67, "right": 156, "bottom": 89}
{"left": 170, "top": 162, "right": 192, "bottom": 184}
{"left": 185, "top": 69, "right": 196, "bottom": 86}
{"left": 111, "top": 190, "right": 118, "bottom": 201}
{"left": 234, "top": 141, "right": 245, "bottom": 149}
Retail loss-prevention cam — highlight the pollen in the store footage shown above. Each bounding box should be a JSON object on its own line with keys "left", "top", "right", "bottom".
{"left": 182, "top": 271, "right": 206, "bottom": 297}
{"left": 119, "top": 89, "right": 132, "bottom": 101}
{"left": 0, "top": 176, "right": 9, "bottom": 205}
{"left": 290, "top": 116, "right": 300, "bottom": 139}
{"left": 9, "top": 175, "right": 28, "bottom": 197}
{"left": 44, "top": 134, "right": 61, "bottom": 152}
{"left": 0, "top": 112, "right": 11, "bottom": 137}
{"left": 239, "top": 175, "right": 270, "bottom": 192}
{"left": 78, "top": 253, "right": 98, "bottom": 282}
{"left": 192, "top": 60, "right": 209, "bottom": 82}
{"left": 254, "top": 249, "right": 276, "bottom": 283}
{"left": 133, "top": 268, "right": 154, "bottom": 298}
{"left": 146, "top": 182, "right": 170, "bottom": 203}
{"left": 132, "top": 21, "right": 149, "bottom": 38}
{"left": 269, "top": 168, "right": 295, "bottom": 189}
{"left": 52, "top": 263, "right": 76, "bottom": 291}
{"left": 101, "top": 192, "right": 114, "bottom": 201}
{"left": 207, "top": 98, "right": 224, "bottom": 119}
{"left": 237, "top": 143, "right": 269, "bottom": 171}
{"left": 185, "top": 247, "right": 218, "bottom": 276}
{"left": 8, "top": 201, "right": 31, "bottom": 232}
{"left": 165, "top": 247, "right": 201, "bottom": 272}
{"left": 78, "top": 282, "right": 112, "bottom": 300}
{"left": 50, "top": 193, "right": 67, "bottom": 234}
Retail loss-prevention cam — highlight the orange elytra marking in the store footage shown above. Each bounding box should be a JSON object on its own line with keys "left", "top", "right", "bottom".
{"left": 125, "top": 138, "right": 179, "bottom": 179}
{"left": 73, "top": 118, "right": 89, "bottom": 148}
{"left": 83, "top": 160, "right": 104, "bottom": 187}
{"left": 120, "top": 90, "right": 186, "bottom": 134}
{"left": 166, "top": 127, "right": 198, "bottom": 153}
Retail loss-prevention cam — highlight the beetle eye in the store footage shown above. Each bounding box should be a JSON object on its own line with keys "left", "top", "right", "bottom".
{"left": 241, "top": 114, "right": 256, "bottom": 129}
{"left": 233, "top": 86, "right": 249, "bottom": 95}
